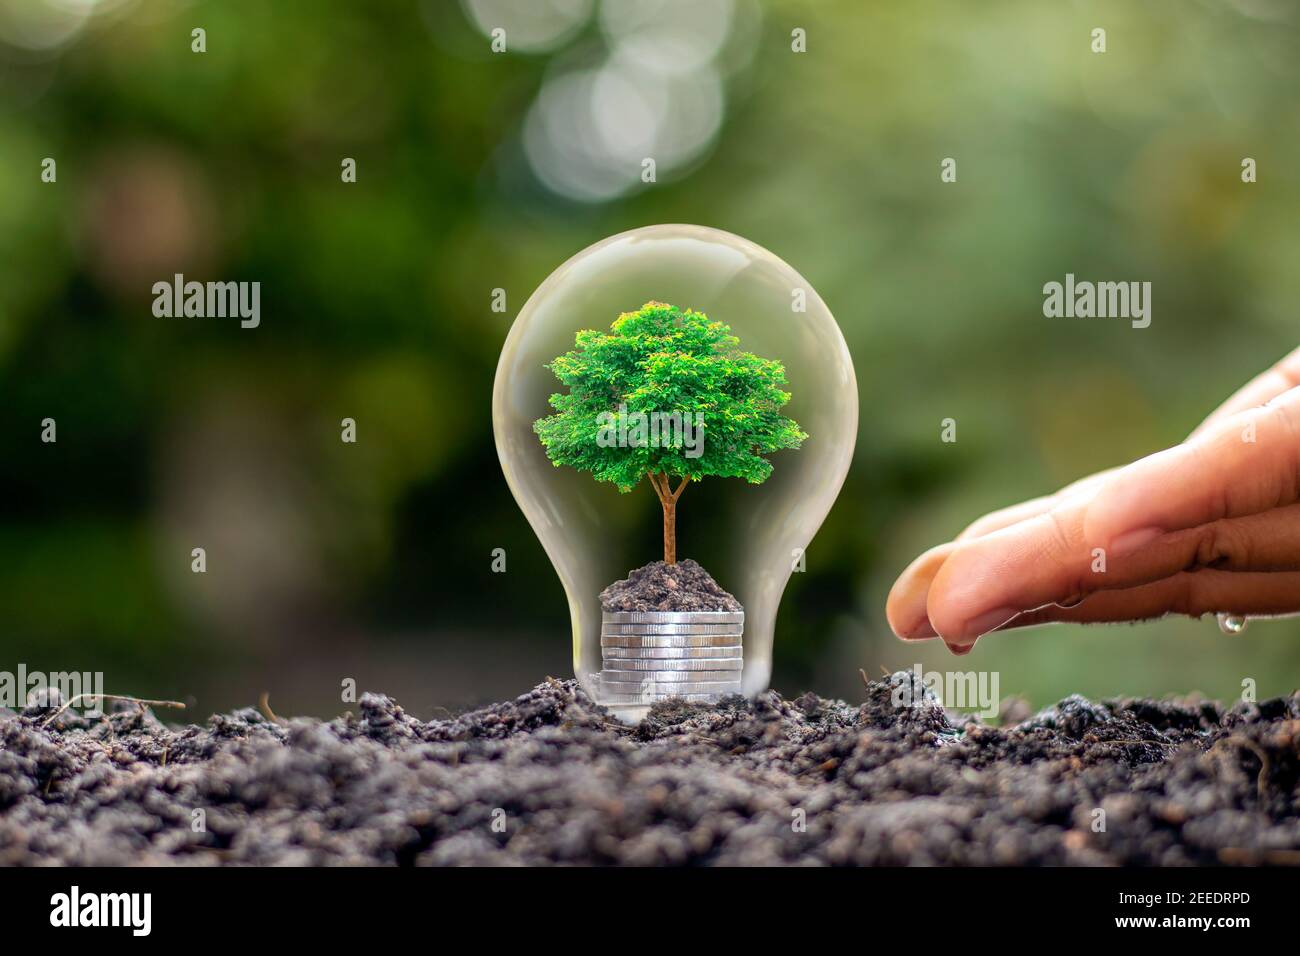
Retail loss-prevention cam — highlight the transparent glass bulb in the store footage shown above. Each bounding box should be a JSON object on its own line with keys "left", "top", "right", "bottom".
{"left": 493, "top": 224, "right": 857, "bottom": 717}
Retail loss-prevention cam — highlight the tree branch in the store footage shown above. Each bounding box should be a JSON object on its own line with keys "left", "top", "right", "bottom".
{"left": 670, "top": 475, "right": 690, "bottom": 502}
{"left": 646, "top": 470, "right": 668, "bottom": 504}
{"left": 41, "top": 694, "right": 186, "bottom": 728}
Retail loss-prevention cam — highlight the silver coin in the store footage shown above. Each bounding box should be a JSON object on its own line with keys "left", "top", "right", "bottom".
{"left": 600, "top": 670, "right": 744, "bottom": 683}
{"left": 600, "top": 660, "right": 743, "bottom": 676}
{"left": 600, "top": 648, "right": 742, "bottom": 662}
{"left": 598, "top": 680, "right": 742, "bottom": 695}
{"left": 602, "top": 611, "right": 744, "bottom": 625}
{"left": 600, "top": 656, "right": 742, "bottom": 671}
{"left": 615, "top": 696, "right": 735, "bottom": 704}
{"left": 601, "top": 634, "right": 742, "bottom": 648}
{"left": 601, "top": 645, "right": 742, "bottom": 660}
{"left": 598, "top": 693, "right": 725, "bottom": 704}
{"left": 600, "top": 623, "right": 743, "bottom": 636}
{"left": 598, "top": 692, "right": 741, "bottom": 704}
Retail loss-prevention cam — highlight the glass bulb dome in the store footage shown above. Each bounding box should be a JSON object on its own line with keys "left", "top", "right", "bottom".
{"left": 493, "top": 224, "right": 857, "bottom": 717}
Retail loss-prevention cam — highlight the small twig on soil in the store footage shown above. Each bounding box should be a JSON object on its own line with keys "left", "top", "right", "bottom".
{"left": 859, "top": 666, "right": 894, "bottom": 690}
{"left": 258, "top": 692, "right": 287, "bottom": 725}
{"left": 41, "top": 694, "right": 186, "bottom": 727}
{"left": 1212, "top": 735, "right": 1271, "bottom": 798}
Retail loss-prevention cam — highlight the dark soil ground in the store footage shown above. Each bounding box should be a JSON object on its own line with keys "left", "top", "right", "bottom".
{"left": 600, "top": 559, "right": 743, "bottom": 612}
{"left": 1, "top": 674, "right": 1298, "bottom": 866}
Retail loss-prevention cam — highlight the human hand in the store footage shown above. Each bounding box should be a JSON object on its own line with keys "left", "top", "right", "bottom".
{"left": 886, "top": 346, "right": 1300, "bottom": 654}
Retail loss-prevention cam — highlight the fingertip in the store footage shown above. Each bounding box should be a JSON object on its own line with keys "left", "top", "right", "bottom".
{"left": 886, "top": 543, "right": 954, "bottom": 640}
{"left": 924, "top": 542, "right": 991, "bottom": 642}
{"left": 894, "top": 617, "right": 937, "bottom": 642}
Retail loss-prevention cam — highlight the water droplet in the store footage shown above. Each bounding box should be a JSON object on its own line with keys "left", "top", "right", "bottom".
{"left": 1217, "top": 613, "right": 1248, "bottom": 635}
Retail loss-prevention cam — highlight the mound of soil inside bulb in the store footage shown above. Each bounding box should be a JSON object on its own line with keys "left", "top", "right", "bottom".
{"left": 600, "top": 559, "right": 742, "bottom": 612}
{"left": 2, "top": 677, "right": 1299, "bottom": 865}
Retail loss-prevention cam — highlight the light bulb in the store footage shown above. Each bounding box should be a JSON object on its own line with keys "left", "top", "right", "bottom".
{"left": 493, "top": 224, "right": 857, "bottom": 719}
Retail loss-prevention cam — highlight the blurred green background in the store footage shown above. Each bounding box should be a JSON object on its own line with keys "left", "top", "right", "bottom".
{"left": 1, "top": 0, "right": 1298, "bottom": 718}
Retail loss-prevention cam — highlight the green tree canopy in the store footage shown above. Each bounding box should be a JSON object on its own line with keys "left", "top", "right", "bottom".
{"left": 534, "top": 301, "right": 805, "bottom": 563}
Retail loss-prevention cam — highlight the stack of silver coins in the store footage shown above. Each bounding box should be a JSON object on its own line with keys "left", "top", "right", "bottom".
{"left": 596, "top": 610, "right": 743, "bottom": 706}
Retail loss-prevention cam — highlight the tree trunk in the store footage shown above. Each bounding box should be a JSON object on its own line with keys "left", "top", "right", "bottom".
{"left": 649, "top": 472, "right": 689, "bottom": 565}
{"left": 661, "top": 494, "right": 677, "bottom": 565}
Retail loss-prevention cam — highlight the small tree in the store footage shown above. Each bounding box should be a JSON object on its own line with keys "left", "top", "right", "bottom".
{"left": 534, "top": 301, "right": 806, "bottom": 564}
